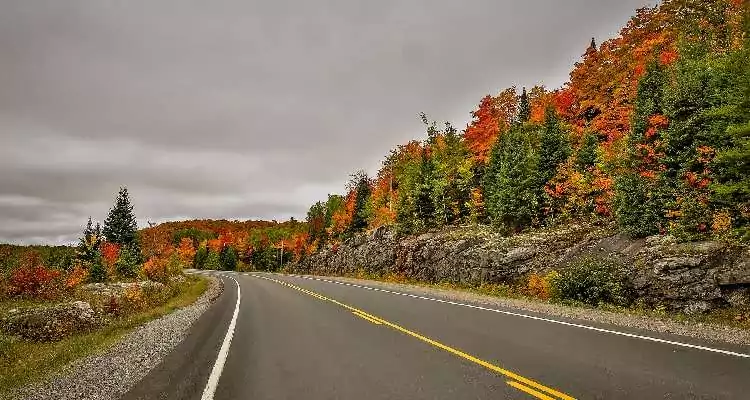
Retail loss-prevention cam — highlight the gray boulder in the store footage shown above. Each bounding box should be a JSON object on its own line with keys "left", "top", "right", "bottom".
{"left": 2, "top": 301, "right": 99, "bottom": 341}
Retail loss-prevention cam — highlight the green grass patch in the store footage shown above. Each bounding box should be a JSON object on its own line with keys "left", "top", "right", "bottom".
{"left": 0, "top": 275, "right": 208, "bottom": 398}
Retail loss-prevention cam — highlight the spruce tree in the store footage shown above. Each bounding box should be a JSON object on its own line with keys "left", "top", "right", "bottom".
{"left": 711, "top": 22, "right": 750, "bottom": 240}
{"left": 483, "top": 124, "right": 540, "bottom": 230}
{"left": 415, "top": 147, "right": 436, "bottom": 228}
{"left": 615, "top": 61, "right": 668, "bottom": 237}
{"left": 517, "top": 87, "right": 531, "bottom": 124}
{"left": 538, "top": 106, "right": 571, "bottom": 184}
{"left": 348, "top": 171, "right": 372, "bottom": 233}
{"left": 576, "top": 131, "right": 598, "bottom": 170}
{"left": 220, "top": 246, "right": 239, "bottom": 271}
{"left": 103, "top": 187, "right": 139, "bottom": 247}
{"left": 76, "top": 217, "right": 102, "bottom": 263}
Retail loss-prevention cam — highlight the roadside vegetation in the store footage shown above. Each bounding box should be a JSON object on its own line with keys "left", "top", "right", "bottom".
{"left": 339, "top": 257, "right": 750, "bottom": 332}
{"left": 0, "top": 276, "right": 207, "bottom": 396}
{"left": 0, "top": 188, "right": 208, "bottom": 395}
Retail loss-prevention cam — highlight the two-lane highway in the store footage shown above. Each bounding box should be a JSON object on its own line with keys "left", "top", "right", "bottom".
{"left": 124, "top": 271, "right": 750, "bottom": 400}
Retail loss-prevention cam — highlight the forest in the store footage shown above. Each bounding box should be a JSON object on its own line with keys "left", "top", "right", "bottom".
{"left": 298, "top": 0, "right": 750, "bottom": 251}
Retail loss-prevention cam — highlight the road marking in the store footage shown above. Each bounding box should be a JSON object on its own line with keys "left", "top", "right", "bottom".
{"left": 201, "top": 277, "right": 241, "bottom": 400}
{"left": 255, "top": 275, "right": 575, "bottom": 400}
{"left": 353, "top": 311, "right": 383, "bottom": 324}
{"left": 508, "top": 380, "right": 555, "bottom": 400}
{"left": 283, "top": 274, "right": 750, "bottom": 359}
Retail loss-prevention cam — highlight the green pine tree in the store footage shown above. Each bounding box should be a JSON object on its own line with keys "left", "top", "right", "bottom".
{"left": 115, "top": 244, "right": 140, "bottom": 278}
{"left": 483, "top": 124, "right": 540, "bottom": 230}
{"left": 576, "top": 131, "right": 598, "bottom": 171}
{"left": 415, "top": 147, "right": 436, "bottom": 228}
{"left": 88, "top": 254, "right": 107, "bottom": 283}
{"left": 711, "top": 19, "right": 750, "bottom": 240}
{"left": 538, "top": 106, "right": 571, "bottom": 184}
{"left": 615, "top": 61, "right": 668, "bottom": 237}
{"left": 194, "top": 243, "right": 208, "bottom": 269}
{"left": 220, "top": 247, "right": 239, "bottom": 271}
{"left": 103, "top": 187, "right": 139, "bottom": 247}
{"left": 76, "top": 217, "right": 102, "bottom": 263}
{"left": 348, "top": 171, "right": 372, "bottom": 233}
{"left": 517, "top": 87, "right": 531, "bottom": 124}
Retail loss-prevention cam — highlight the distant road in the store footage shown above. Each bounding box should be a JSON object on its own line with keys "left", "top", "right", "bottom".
{"left": 124, "top": 271, "right": 750, "bottom": 400}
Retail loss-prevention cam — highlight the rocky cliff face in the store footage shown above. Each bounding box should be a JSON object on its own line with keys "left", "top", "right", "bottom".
{"left": 289, "top": 224, "right": 750, "bottom": 313}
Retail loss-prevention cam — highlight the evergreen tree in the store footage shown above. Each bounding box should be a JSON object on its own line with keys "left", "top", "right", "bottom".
{"left": 711, "top": 21, "right": 750, "bottom": 239}
{"left": 615, "top": 61, "right": 668, "bottom": 237}
{"left": 415, "top": 147, "right": 436, "bottom": 228}
{"left": 662, "top": 41, "right": 735, "bottom": 238}
{"left": 88, "top": 255, "right": 107, "bottom": 283}
{"left": 576, "top": 131, "right": 599, "bottom": 170}
{"left": 538, "top": 106, "right": 572, "bottom": 184}
{"left": 348, "top": 171, "right": 372, "bottom": 233}
{"left": 115, "top": 245, "right": 140, "bottom": 278}
{"left": 103, "top": 187, "right": 139, "bottom": 247}
{"left": 517, "top": 87, "right": 531, "bottom": 124}
{"left": 220, "top": 246, "right": 238, "bottom": 271}
{"left": 76, "top": 217, "right": 102, "bottom": 263}
{"left": 204, "top": 250, "right": 221, "bottom": 270}
{"left": 194, "top": 243, "right": 208, "bottom": 269}
{"left": 483, "top": 124, "right": 540, "bottom": 230}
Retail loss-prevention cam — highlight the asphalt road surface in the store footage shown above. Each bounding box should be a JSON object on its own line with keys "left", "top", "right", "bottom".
{"left": 123, "top": 271, "right": 750, "bottom": 400}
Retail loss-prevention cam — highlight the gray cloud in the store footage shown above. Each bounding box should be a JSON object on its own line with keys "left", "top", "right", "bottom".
{"left": 0, "top": 0, "right": 652, "bottom": 244}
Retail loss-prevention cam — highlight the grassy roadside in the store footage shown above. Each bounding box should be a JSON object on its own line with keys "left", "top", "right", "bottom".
{"left": 0, "top": 275, "right": 209, "bottom": 397}
{"left": 323, "top": 270, "right": 750, "bottom": 332}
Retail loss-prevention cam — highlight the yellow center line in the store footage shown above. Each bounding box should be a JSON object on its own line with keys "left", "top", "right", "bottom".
{"left": 256, "top": 275, "right": 576, "bottom": 400}
{"left": 507, "top": 380, "right": 556, "bottom": 400}
{"left": 352, "top": 311, "right": 383, "bottom": 325}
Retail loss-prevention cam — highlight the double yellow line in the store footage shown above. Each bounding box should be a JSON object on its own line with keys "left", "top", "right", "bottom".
{"left": 256, "top": 275, "right": 576, "bottom": 400}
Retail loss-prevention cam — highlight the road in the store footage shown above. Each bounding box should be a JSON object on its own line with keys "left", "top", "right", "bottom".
{"left": 124, "top": 271, "right": 750, "bottom": 400}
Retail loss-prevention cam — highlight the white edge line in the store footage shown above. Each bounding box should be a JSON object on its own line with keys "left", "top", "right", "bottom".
{"left": 201, "top": 277, "right": 241, "bottom": 400}
{"left": 261, "top": 273, "right": 750, "bottom": 359}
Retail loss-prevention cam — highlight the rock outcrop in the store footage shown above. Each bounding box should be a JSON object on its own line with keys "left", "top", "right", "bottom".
{"left": 290, "top": 224, "right": 750, "bottom": 313}
{"left": 2, "top": 301, "right": 99, "bottom": 341}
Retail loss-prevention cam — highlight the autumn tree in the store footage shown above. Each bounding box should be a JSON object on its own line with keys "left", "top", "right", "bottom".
{"left": 306, "top": 201, "right": 327, "bottom": 244}
{"left": 464, "top": 88, "right": 518, "bottom": 164}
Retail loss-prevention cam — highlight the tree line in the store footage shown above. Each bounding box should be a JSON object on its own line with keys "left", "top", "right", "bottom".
{"left": 302, "top": 0, "right": 750, "bottom": 248}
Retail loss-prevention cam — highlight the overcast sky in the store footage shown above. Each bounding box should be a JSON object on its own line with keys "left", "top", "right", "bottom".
{"left": 0, "top": 0, "right": 653, "bottom": 245}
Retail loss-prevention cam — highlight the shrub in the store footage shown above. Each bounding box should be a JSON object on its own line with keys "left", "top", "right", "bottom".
{"left": 549, "top": 256, "right": 631, "bottom": 307}
{"left": 142, "top": 257, "right": 167, "bottom": 283}
{"left": 88, "top": 256, "right": 107, "bottom": 283}
{"left": 167, "top": 253, "right": 182, "bottom": 276}
{"left": 121, "top": 286, "right": 146, "bottom": 313}
{"left": 115, "top": 245, "right": 141, "bottom": 279}
{"left": 204, "top": 251, "right": 221, "bottom": 270}
{"left": 8, "top": 252, "right": 63, "bottom": 299}
{"left": 524, "top": 272, "right": 554, "bottom": 300}
{"left": 65, "top": 265, "right": 88, "bottom": 289}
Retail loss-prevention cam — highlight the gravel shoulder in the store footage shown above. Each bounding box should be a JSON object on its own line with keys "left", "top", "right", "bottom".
{"left": 10, "top": 276, "right": 223, "bottom": 400}
{"left": 308, "top": 274, "right": 750, "bottom": 348}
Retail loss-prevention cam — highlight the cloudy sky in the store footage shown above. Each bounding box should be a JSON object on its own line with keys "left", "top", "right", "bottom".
{"left": 0, "top": 0, "right": 652, "bottom": 245}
